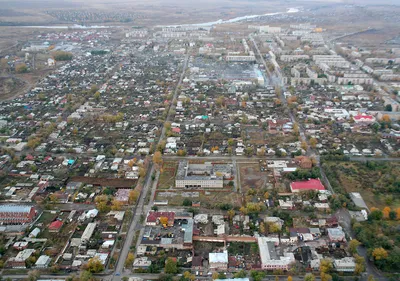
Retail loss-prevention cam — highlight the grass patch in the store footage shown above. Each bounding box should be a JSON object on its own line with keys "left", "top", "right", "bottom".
{"left": 158, "top": 161, "right": 177, "bottom": 189}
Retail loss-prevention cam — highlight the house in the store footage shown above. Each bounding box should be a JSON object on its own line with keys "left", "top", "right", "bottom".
{"left": 192, "top": 256, "right": 203, "bottom": 271}
{"left": 146, "top": 211, "right": 175, "bottom": 227}
{"left": 29, "top": 227, "right": 40, "bottom": 238}
{"left": 0, "top": 205, "right": 36, "bottom": 224}
{"left": 327, "top": 228, "right": 346, "bottom": 242}
{"left": 279, "top": 200, "right": 294, "bottom": 210}
{"left": 209, "top": 251, "right": 228, "bottom": 271}
{"left": 133, "top": 257, "right": 152, "bottom": 269}
{"left": 115, "top": 189, "right": 130, "bottom": 204}
{"left": 13, "top": 241, "right": 29, "bottom": 250}
{"left": 48, "top": 220, "right": 63, "bottom": 232}
{"left": 35, "top": 255, "right": 51, "bottom": 268}
{"left": 290, "top": 179, "right": 325, "bottom": 193}
{"left": 7, "top": 249, "right": 35, "bottom": 268}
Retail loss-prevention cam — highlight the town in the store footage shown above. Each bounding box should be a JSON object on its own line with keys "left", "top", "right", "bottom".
{"left": 0, "top": 2, "right": 399, "bottom": 281}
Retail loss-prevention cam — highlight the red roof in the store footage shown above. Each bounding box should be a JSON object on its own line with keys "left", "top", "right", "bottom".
{"left": 353, "top": 115, "right": 373, "bottom": 120}
{"left": 172, "top": 128, "right": 181, "bottom": 133}
{"left": 146, "top": 211, "right": 175, "bottom": 223}
{"left": 290, "top": 179, "right": 325, "bottom": 191}
{"left": 49, "top": 220, "right": 63, "bottom": 230}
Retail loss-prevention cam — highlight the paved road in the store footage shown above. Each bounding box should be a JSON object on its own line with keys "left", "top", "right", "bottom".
{"left": 111, "top": 53, "right": 190, "bottom": 281}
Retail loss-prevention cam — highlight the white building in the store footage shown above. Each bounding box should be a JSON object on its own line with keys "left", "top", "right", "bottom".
{"left": 333, "top": 257, "right": 356, "bottom": 272}
{"left": 209, "top": 251, "right": 228, "bottom": 271}
{"left": 258, "top": 237, "right": 295, "bottom": 271}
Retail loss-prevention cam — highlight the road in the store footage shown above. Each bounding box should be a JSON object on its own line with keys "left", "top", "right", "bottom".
{"left": 337, "top": 209, "right": 387, "bottom": 281}
{"left": 111, "top": 53, "right": 190, "bottom": 281}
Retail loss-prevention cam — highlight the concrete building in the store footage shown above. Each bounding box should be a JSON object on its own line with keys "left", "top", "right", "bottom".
{"left": 209, "top": 251, "right": 228, "bottom": 271}
{"left": 176, "top": 161, "right": 232, "bottom": 189}
{"left": 226, "top": 55, "right": 256, "bottom": 62}
{"left": 258, "top": 237, "right": 295, "bottom": 271}
{"left": 333, "top": 257, "right": 356, "bottom": 272}
{"left": 280, "top": 55, "right": 310, "bottom": 62}
{"left": 0, "top": 205, "right": 36, "bottom": 225}
{"left": 337, "top": 72, "right": 373, "bottom": 85}
{"left": 313, "top": 55, "right": 350, "bottom": 68}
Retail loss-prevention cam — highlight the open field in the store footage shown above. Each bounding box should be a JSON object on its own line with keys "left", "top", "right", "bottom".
{"left": 323, "top": 161, "right": 400, "bottom": 209}
{"left": 158, "top": 161, "right": 177, "bottom": 189}
{"left": 239, "top": 163, "right": 270, "bottom": 193}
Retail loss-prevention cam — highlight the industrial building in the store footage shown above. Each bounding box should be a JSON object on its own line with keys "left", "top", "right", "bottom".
{"left": 176, "top": 161, "right": 232, "bottom": 189}
{"left": 0, "top": 205, "right": 36, "bottom": 225}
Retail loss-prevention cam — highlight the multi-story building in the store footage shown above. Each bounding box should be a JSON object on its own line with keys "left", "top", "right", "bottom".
{"left": 313, "top": 55, "right": 350, "bottom": 68}
{"left": 176, "top": 161, "right": 232, "bottom": 189}
{"left": 337, "top": 72, "right": 373, "bottom": 85}
{"left": 0, "top": 205, "right": 36, "bottom": 224}
{"left": 258, "top": 237, "right": 295, "bottom": 271}
{"left": 280, "top": 55, "right": 310, "bottom": 62}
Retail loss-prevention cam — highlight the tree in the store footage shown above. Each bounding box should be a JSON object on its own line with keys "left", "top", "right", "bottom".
{"left": 348, "top": 239, "right": 361, "bottom": 254}
{"left": 94, "top": 91, "right": 101, "bottom": 101}
{"left": 227, "top": 209, "right": 235, "bottom": 220}
{"left": 382, "top": 206, "right": 391, "bottom": 219}
{"left": 381, "top": 114, "right": 391, "bottom": 123}
{"left": 385, "top": 104, "right": 392, "bottom": 112}
{"left": 372, "top": 247, "right": 388, "bottom": 260}
{"left": 320, "top": 272, "right": 332, "bottom": 281}
{"left": 368, "top": 209, "right": 383, "bottom": 221}
{"left": 16, "top": 63, "right": 28, "bottom": 73}
{"left": 301, "top": 141, "right": 308, "bottom": 151}
{"left": 212, "top": 272, "right": 219, "bottom": 280}
{"left": 396, "top": 207, "right": 400, "bottom": 220}
{"left": 129, "top": 189, "right": 139, "bottom": 204}
{"left": 320, "top": 259, "right": 332, "bottom": 273}
{"left": 367, "top": 275, "right": 376, "bottom": 281}
{"left": 165, "top": 258, "right": 178, "bottom": 274}
{"left": 250, "top": 270, "right": 265, "bottom": 281}
{"left": 79, "top": 270, "right": 96, "bottom": 281}
{"left": 287, "top": 277, "right": 293, "bottom": 281}
{"left": 309, "top": 138, "right": 318, "bottom": 148}
{"left": 234, "top": 270, "right": 247, "bottom": 278}
{"left": 304, "top": 273, "right": 315, "bottom": 281}
{"left": 183, "top": 271, "right": 195, "bottom": 281}
{"left": 293, "top": 123, "right": 299, "bottom": 135}
{"left": 28, "top": 270, "right": 40, "bottom": 281}
{"left": 354, "top": 254, "right": 365, "bottom": 275}
{"left": 87, "top": 256, "right": 104, "bottom": 273}
{"left": 177, "top": 149, "right": 187, "bottom": 156}
{"left": 111, "top": 199, "right": 123, "bottom": 211}
{"left": 52, "top": 51, "right": 73, "bottom": 61}
{"left": 160, "top": 216, "right": 169, "bottom": 226}
{"left": 153, "top": 151, "right": 163, "bottom": 165}
{"left": 125, "top": 252, "right": 135, "bottom": 267}
{"left": 264, "top": 192, "right": 269, "bottom": 199}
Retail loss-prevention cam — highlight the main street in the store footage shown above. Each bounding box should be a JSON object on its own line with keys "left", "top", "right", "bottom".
{"left": 110, "top": 53, "right": 190, "bottom": 281}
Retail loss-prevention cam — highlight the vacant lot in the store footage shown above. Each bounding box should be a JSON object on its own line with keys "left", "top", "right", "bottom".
{"left": 239, "top": 163, "right": 269, "bottom": 192}
{"left": 323, "top": 161, "right": 400, "bottom": 209}
{"left": 158, "top": 161, "right": 177, "bottom": 189}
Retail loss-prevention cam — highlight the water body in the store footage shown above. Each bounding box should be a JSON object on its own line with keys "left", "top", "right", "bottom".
{"left": 162, "top": 7, "right": 300, "bottom": 27}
